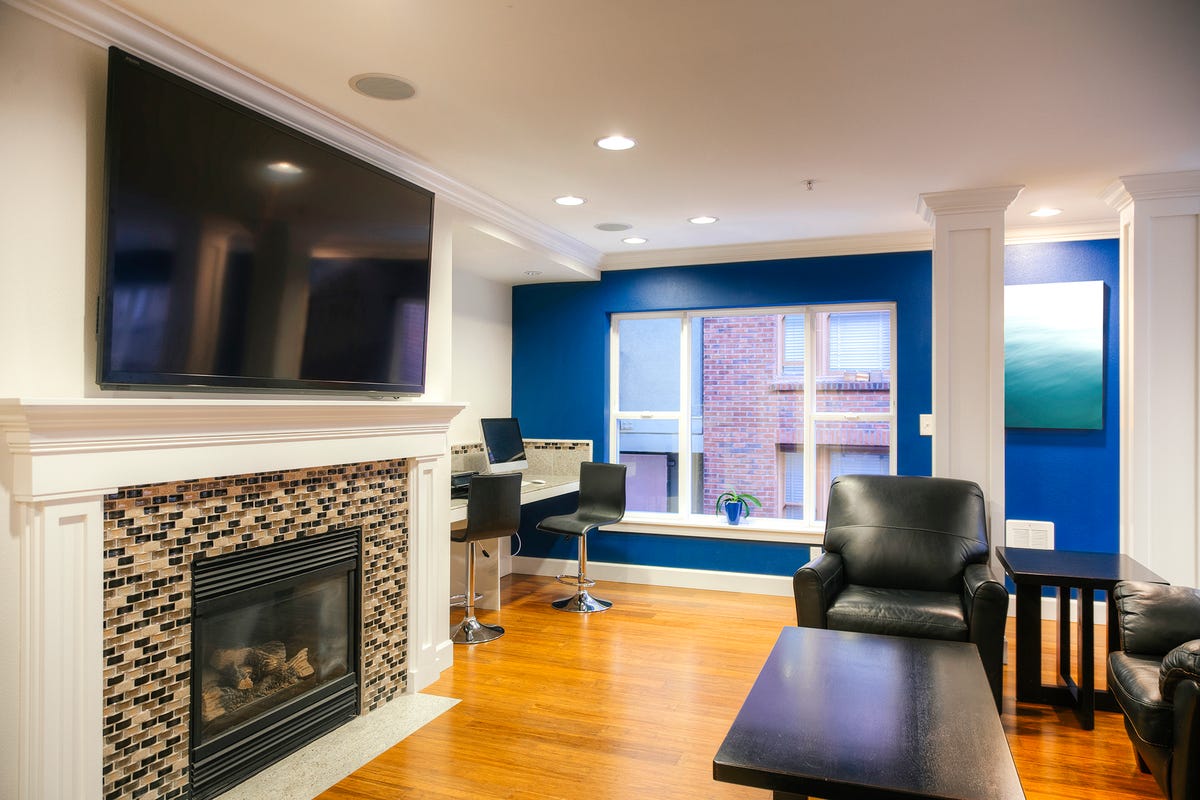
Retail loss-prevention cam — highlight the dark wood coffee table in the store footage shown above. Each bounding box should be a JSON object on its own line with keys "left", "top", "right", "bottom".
{"left": 995, "top": 546, "right": 1166, "bottom": 730}
{"left": 713, "top": 627, "right": 1024, "bottom": 800}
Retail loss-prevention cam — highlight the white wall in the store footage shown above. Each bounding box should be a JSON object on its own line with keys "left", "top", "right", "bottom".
{"left": 0, "top": 4, "right": 106, "bottom": 399}
{"left": 424, "top": 197, "right": 456, "bottom": 403}
{"left": 449, "top": 266, "right": 513, "bottom": 444}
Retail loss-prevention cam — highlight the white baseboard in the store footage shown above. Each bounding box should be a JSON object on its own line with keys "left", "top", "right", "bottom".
{"left": 514, "top": 557, "right": 1113, "bottom": 627}
{"left": 511, "top": 556, "right": 794, "bottom": 597}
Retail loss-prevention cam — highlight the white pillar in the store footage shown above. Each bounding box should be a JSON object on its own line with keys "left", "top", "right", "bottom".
{"left": 17, "top": 495, "right": 106, "bottom": 800}
{"left": 916, "top": 186, "right": 1023, "bottom": 544}
{"left": 406, "top": 453, "right": 454, "bottom": 690}
{"left": 1103, "top": 170, "right": 1200, "bottom": 586}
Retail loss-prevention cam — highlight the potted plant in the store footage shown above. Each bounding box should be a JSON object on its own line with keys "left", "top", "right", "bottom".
{"left": 715, "top": 490, "right": 762, "bottom": 525}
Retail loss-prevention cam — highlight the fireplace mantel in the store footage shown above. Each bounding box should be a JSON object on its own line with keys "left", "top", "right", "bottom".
{"left": 0, "top": 397, "right": 464, "bottom": 498}
{"left": 1, "top": 396, "right": 465, "bottom": 800}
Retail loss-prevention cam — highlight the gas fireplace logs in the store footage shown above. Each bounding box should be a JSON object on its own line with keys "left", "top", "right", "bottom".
{"left": 201, "top": 642, "right": 315, "bottom": 721}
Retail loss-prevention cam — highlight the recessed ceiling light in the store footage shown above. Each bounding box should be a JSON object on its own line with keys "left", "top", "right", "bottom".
{"left": 596, "top": 135, "right": 636, "bottom": 151}
{"left": 554, "top": 195, "right": 586, "bottom": 206}
{"left": 622, "top": 236, "right": 647, "bottom": 245}
{"left": 266, "top": 161, "right": 303, "bottom": 175}
{"left": 349, "top": 73, "right": 417, "bottom": 100}
{"left": 595, "top": 222, "right": 632, "bottom": 232}
{"left": 523, "top": 270, "right": 543, "bottom": 277}
{"left": 688, "top": 215, "right": 719, "bottom": 225}
{"left": 1029, "top": 207, "right": 1063, "bottom": 217}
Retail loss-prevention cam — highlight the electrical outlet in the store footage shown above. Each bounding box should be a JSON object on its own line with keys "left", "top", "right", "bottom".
{"left": 919, "top": 414, "right": 933, "bottom": 436}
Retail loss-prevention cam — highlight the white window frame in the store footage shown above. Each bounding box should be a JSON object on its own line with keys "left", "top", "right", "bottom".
{"left": 609, "top": 302, "right": 897, "bottom": 539}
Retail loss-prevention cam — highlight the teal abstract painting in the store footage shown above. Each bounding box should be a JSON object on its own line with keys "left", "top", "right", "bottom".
{"left": 1005, "top": 281, "right": 1104, "bottom": 429}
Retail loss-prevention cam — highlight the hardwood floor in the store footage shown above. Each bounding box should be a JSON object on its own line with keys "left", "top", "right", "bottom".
{"left": 319, "top": 575, "right": 1162, "bottom": 800}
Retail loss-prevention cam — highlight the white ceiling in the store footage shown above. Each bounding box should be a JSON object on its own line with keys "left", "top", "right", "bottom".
{"left": 99, "top": 0, "right": 1200, "bottom": 281}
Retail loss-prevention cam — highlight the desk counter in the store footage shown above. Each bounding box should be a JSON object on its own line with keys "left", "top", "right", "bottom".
{"left": 449, "top": 473, "right": 579, "bottom": 524}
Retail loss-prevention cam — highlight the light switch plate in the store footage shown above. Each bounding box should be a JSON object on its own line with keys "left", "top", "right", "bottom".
{"left": 919, "top": 414, "right": 933, "bottom": 436}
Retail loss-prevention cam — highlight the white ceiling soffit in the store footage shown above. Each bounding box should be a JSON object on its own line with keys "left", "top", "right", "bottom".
{"left": 454, "top": 219, "right": 599, "bottom": 284}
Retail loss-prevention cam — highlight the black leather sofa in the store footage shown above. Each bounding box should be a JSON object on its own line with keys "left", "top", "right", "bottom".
{"left": 1107, "top": 580, "right": 1200, "bottom": 800}
{"left": 793, "top": 474, "right": 1009, "bottom": 710}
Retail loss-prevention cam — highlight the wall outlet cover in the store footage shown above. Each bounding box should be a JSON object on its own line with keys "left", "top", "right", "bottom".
{"left": 1005, "top": 519, "right": 1055, "bottom": 549}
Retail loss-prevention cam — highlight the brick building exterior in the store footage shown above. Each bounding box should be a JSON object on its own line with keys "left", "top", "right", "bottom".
{"left": 701, "top": 314, "right": 890, "bottom": 520}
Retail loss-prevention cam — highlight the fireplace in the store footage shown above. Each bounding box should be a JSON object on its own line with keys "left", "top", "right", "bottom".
{"left": 190, "top": 529, "right": 361, "bottom": 800}
{"left": 3, "top": 398, "right": 461, "bottom": 800}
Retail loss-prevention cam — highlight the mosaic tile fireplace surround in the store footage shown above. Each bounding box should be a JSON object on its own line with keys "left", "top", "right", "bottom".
{"left": 104, "top": 462, "right": 410, "bottom": 799}
{"left": 2, "top": 399, "right": 462, "bottom": 800}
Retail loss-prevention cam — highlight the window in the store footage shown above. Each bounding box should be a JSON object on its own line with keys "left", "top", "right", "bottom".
{"left": 780, "top": 314, "right": 805, "bottom": 377}
{"left": 611, "top": 303, "right": 896, "bottom": 527}
{"left": 780, "top": 446, "right": 804, "bottom": 519}
{"left": 829, "top": 310, "right": 891, "bottom": 372}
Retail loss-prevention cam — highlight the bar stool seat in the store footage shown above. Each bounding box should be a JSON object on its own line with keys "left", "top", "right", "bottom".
{"left": 536, "top": 462, "right": 627, "bottom": 613}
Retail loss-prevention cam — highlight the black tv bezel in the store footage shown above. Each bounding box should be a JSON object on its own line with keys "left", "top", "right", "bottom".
{"left": 97, "top": 46, "right": 435, "bottom": 397}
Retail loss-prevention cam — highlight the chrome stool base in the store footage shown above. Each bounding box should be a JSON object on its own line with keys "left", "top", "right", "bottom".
{"left": 451, "top": 615, "right": 505, "bottom": 644}
{"left": 552, "top": 589, "right": 612, "bottom": 613}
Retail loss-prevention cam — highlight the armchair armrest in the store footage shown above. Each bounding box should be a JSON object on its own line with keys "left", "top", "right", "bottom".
{"left": 1114, "top": 581, "right": 1200, "bottom": 656}
{"left": 1171, "top": 678, "right": 1200, "bottom": 800}
{"left": 1161, "top": 640, "right": 1200, "bottom": 698}
{"left": 793, "top": 551, "right": 845, "bottom": 629}
{"left": 963, "top": 562, "right": 1008, "bottom": 711}
{"left": 963, "top": 562, "right": 1008, "bottom": 628}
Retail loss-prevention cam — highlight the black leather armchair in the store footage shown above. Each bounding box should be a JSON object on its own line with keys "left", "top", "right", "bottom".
{"left": 1107, "top": 581, "right": 1200, "bottom": 800}
{"left": 793, "top": 474, "right": 1009, "bottom": 710}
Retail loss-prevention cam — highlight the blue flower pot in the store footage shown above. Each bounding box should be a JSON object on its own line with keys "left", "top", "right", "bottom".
{"left": 723, "top": 500, "right": 744, "bottom": 525}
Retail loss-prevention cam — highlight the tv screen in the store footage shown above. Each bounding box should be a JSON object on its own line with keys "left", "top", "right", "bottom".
{"left": 99, "top": 47, "right": 434, "bottom": 394}
{"left": 480, "top": 418, "right": 528, "bottom": 474}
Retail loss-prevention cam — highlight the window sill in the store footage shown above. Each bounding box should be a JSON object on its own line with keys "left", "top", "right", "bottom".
{"left": 607, "top": 513, "right": 825, "bottom": 545}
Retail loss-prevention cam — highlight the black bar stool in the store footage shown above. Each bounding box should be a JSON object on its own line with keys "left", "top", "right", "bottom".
{"left": 451, "top": 472, "right": 522, "bottom": 644}
{"left": 536, "top": 462, "right": 627, "bottom": 613}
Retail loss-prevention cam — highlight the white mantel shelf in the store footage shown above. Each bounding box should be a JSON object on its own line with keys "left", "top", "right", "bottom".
{"left": 0, "top": 397, "right": 464, "bottom": 499}
{"left": 2, "top": 396, "right": 465, "bottom": 800}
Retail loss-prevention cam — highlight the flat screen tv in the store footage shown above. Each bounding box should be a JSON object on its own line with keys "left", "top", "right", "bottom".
{"left": 99, "top": 47, "right": 434, "bottom": 395}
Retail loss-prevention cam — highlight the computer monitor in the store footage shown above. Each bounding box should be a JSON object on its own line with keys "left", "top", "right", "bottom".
{"left": 480, "top": 418, "right": 529, "bottom": 474}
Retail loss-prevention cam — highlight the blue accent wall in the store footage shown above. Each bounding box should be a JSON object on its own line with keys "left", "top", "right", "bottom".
{"left": 511, "top": 251, "right": 934, "bottom": 576}
{"left": 1004, "top": 239, "right": 1120, "bottom": 554}
{"left": 508, "top": 240, "right": 1119, "bottom": 577}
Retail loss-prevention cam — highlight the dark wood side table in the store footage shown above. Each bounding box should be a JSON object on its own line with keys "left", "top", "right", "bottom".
{"left": 713, "top": 627, "right": 1024, "bottom": 800}
{"left": 995, "top": 546, "right": 1166, "bottom": 730}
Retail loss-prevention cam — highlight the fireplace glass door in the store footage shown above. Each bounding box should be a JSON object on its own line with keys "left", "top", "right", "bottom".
{"left": 190, "top": 529, "right": 361, "bottom": 800}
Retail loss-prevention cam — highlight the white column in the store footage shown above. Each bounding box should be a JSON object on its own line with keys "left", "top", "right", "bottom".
{"left": 1104, "top": 171, "right": 1200, "bottom": 586}
{"left": 916, "top": 186, "right": 1023, "bottom": 544}
{"left": 17, "top": 495, "right": 106, "bottom": 800}
{"left": 406, "top": 453, "right": 454, "bottom": 691}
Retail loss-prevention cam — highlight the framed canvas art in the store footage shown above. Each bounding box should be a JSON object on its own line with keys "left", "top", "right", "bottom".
{"left": 1004, "top": 281, "right": 1105, "bottom": 429}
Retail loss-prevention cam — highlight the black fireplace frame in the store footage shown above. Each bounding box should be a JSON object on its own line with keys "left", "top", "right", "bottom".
{"left": 189, "top": 528, "right": 362, "bottom": 800}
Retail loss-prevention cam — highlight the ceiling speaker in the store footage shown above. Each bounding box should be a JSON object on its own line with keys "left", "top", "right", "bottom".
{"left": 350, "top": 73, "right": 416, "bottom": 100}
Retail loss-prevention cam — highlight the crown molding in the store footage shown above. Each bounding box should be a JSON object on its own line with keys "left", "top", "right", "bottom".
{"left": 5, "top": 0, "right": 603, "bottom": 273}
{"left": 600, "top": 230, "right": 935, "bottom": 271}
{"left": 1003, "top": 219, "right": 1119, "bottom": 245}
{"left": 1103, "top": 170, "right": 1200, "bottom": 212}
{"left": 916, "top": 185, "right": 1025, "bottom": 224}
